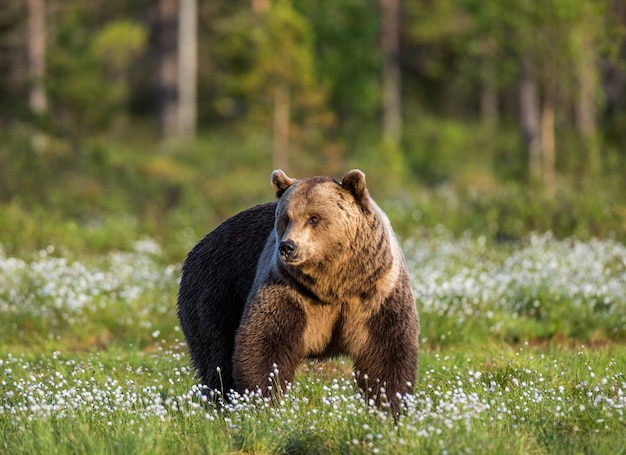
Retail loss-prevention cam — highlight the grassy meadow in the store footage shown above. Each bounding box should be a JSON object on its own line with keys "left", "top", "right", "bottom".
{"left": 1, "top": 231, "right": 625, "bottom": 454}
{"left": 3, "top": 1, "right": 626, "bottom": 451}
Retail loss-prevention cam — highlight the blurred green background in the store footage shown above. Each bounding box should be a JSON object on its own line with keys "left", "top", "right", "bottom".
{"left": 1, "top": 0, "right": 625, "bottom": 261}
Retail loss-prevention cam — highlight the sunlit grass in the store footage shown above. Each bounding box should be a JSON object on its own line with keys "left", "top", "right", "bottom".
{"left": 1, "top": 344, "right": 624, "bottom": 454}
{"left": 0, "top": 239, "right": 179, "bottom": 351}
{"left": 1, "top": 231, "right": 625, "bottom": 453}
{"left": 405, "top": 230, "right": 626, "bottom": 344}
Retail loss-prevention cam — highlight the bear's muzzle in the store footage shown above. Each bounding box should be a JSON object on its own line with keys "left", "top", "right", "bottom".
{"left": 279, "top": 239, "right": 298, "bottom": 263}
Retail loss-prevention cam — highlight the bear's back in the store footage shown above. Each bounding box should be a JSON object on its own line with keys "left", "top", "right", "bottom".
{"left": 179, "top": 201, "right": 276, "bottom": 314}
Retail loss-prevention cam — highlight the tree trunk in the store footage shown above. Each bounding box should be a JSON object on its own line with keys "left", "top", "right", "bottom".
{"left": 178, "top": 0, "right": 197, "bottom": 139}
{"left": 273, "top": 83, "right": 290, "bottom": 170}
{"left": 155, "top": 0, "right": 179, "bottom": 139}
{"left": 540, "top": 94, "right": 555, "bottom": 195}
{"left": 541, "top": 41, "right": 557, "bottom": 196}
{"left": 27, "top": 0, "right": 47, "bottom": 116}
{"left": 575, "top": 30, "right": 600, "bottom": 175}
{"left": 251, "top": 0, "right": 290, "bottom": 170}
{"left": 480, "top": 40, "right": 497, "bottom": 125}
{"left": 251, "top": 0, "right": 270, "bottom": 12}
{"left": 480, "top": 70, "right": 497, "bottom": 125}
{"left": 520, "top": 54, "right": 541, "bottom": 183}
{"left": 380, "top": 0, "right": 402, "bottom": 145}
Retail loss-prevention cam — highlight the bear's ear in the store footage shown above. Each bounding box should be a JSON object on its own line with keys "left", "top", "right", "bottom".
{"left": 341, "top": 169, "right": 369, "bottom": 205}
{"left": 271, "top": 169, "right": 297, "bottom": 198}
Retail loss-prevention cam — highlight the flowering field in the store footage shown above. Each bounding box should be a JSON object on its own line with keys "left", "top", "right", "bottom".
{"left": 1, "top": 233, "right": 625, "bottom": 454}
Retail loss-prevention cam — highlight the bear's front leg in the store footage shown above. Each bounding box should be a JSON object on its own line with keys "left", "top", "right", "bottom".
{"left": 353, "top": 293, "right": 419, "bottom": 415}
{"left": 232, "top": 285, "right": 306, "bottom": 398}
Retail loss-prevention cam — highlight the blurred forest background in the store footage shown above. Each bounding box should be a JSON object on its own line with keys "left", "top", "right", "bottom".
{"left": 1, "top": 0, "right": 626, "bottom": 261}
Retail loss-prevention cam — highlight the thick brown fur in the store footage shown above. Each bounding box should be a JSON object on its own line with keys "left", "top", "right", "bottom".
{"left": 177, "top": 170, "right": 419, "bottom": 414}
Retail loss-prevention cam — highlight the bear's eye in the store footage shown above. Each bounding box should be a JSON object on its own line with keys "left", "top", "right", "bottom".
{"left": 308, "top": 216, "right": 319, "bottom": 225}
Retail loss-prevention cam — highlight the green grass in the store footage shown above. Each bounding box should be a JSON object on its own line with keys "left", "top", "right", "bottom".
{"left": 1, "top": 232, "right": 626, "bottom": 454}
{"left": 1, "top": 344, "right": 625, "bottom": 454}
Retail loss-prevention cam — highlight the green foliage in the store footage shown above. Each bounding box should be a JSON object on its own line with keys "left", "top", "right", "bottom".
{"left": 294, "top": 0, "right": 381, "bottom": 124}
{"left": 247, "top": 0, "right": 316, "bottom": 90}
{"left": 91, "top": 21, "right": 147, "bottom": 73}
{"left": 209, "top": 1, "right": 338, "bottom": 172}
{"left": 4, "top": 0, "right": 625, "bottom": 191}
{"left": 384, "top": 177, "right": 626, "bottom": 243}
{"left": 46, "top": 12, "right": 147, "bottom": 144}
{"left": 214, "top": 2, "right": 316, "bottom": 97}
{"left": 1, "top": 122, "right": 625, "bottom": 267}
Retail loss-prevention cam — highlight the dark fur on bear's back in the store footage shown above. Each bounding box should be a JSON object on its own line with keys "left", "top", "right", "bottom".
{"left": 177, "top": 202, "right": 276, "bottom": 392}
{"left": 177, "top": 170, "right": 419, "bottom": 414}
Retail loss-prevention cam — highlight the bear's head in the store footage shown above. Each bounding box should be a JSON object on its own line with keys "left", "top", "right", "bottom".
{"left": 269, "top": 169, "right": 373, "bottom": 271}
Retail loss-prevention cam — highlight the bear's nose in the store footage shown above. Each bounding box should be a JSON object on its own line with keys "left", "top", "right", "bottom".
{"left": 279, "top": 240, "right": 297, "bottom": 259}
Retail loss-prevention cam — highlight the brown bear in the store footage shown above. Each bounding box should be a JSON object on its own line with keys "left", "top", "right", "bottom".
{"left": 177, "top": 169, "right": 419, "bottom": 413}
